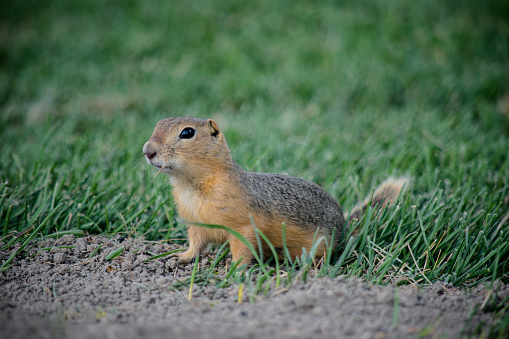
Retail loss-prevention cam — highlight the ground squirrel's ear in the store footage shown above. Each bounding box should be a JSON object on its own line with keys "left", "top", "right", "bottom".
{"left": 207, "top": 119, "right": 222, "bottom": 139}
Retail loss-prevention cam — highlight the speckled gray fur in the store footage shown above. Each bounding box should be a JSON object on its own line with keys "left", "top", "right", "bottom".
{"left": 237, "top": 164, "right": 345, "bottom": 244}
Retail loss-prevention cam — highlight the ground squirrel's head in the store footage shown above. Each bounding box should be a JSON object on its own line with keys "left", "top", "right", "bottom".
{"left": 143, "top": 117, "right": 232, "bottom": 179}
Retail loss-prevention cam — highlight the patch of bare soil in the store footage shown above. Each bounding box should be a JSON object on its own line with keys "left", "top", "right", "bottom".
{"left": 0, "top": 235, "right": 505, "bottom": 339}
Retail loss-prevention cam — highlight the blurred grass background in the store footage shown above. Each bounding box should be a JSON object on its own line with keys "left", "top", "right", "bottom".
{"left": 1, "top": 0, "right": 508, "bottom": 291}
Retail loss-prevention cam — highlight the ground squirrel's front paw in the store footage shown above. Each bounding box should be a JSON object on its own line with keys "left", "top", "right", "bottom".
{"left": 176, "top": 250, "right": 197, "bottom": 265}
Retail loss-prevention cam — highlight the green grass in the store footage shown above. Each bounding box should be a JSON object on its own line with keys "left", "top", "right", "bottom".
{"left": 1, "top": 0, "right": 509, "bottom": 335}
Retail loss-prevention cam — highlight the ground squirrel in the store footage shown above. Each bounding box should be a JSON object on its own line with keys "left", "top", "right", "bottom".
{"left": 143, "top": 117, "right": 410, "bottom": 266}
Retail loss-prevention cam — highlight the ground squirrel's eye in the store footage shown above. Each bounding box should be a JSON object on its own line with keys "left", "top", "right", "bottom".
{"left": 179, "top": 127, "right": 195, "bottom": 139}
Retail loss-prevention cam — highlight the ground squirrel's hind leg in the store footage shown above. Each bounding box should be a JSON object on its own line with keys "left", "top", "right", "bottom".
{"left": 176, "top": 225, "right": 208, "bottom": 264}
{"left": 228, "top": 233, "right": 255, "bottom": 266}
{"left": 347, "top": 177, "right": 412, "bottom": 235}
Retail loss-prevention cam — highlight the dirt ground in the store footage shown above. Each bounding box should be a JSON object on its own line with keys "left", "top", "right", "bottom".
{"left": 0, "top": 235, "right": 505, "bottom": 339}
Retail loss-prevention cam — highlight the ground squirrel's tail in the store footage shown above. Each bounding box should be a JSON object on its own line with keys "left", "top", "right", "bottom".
{"left": 346, "top": 177, "right": 412, "bottom": 236}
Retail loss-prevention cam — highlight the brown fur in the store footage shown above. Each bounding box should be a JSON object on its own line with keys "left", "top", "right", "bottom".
{"left": 143, "top": 117, "right": 409, "bottom": 266}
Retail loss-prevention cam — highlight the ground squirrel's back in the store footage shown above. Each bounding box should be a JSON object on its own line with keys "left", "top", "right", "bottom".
{"left": 143, "top": 116, "right": 409, "bottom": 265}
{"left": 241, "top": 171, "right": 345, "bottom": 240}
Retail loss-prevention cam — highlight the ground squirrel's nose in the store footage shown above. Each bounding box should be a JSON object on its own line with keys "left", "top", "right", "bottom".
{"left": 143, "top": 141, "right": 157, "bottom": 160}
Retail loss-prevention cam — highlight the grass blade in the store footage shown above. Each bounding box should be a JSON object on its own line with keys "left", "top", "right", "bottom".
{"left": 1, "top": 201, "right": 63, "bottom": 272}
{"left": 105, "top": 246, "right": 125, "bottom": 261}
